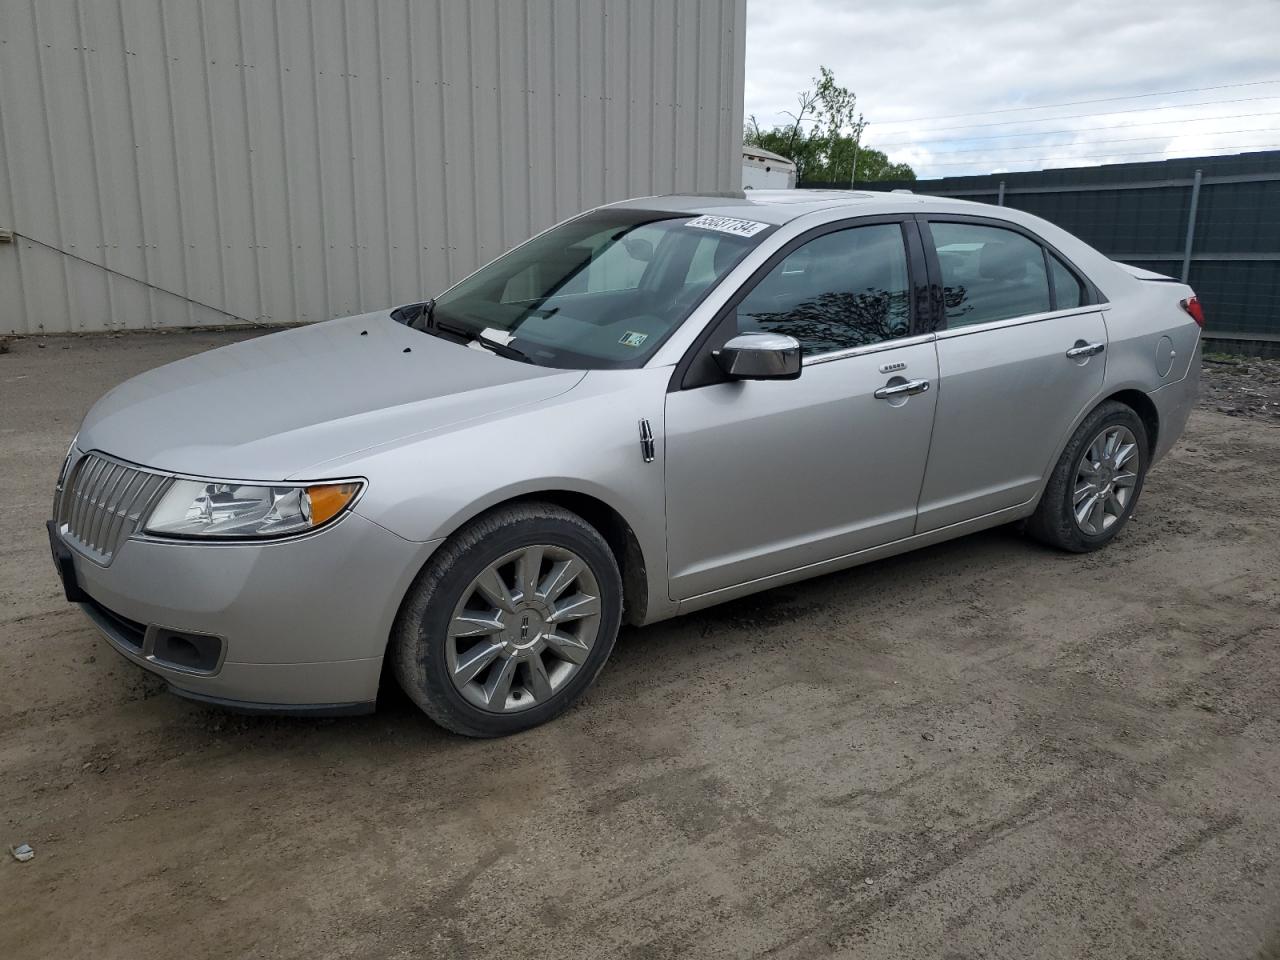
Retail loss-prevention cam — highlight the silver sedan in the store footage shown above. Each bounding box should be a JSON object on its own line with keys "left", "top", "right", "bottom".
{"left": 49, "top": 191, "right": 1202, "bottom": 736}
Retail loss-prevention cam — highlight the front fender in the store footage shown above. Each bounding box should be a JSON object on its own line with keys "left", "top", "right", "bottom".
{"left": 349, "top": 367, "right": 676, "bottom": 624}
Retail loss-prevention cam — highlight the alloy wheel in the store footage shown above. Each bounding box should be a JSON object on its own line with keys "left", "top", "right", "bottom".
{"left": 1073, "top": 424, "right": 1140, "bottom": 536}
{"left": 446, "top": 544, "right": 602, "bottom": 713}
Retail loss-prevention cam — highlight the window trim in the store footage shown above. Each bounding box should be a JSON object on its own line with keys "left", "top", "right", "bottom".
{"left": 934, "top": 304, "right": 1106, "bottom": 341}
{"left": 803, "top": 330, "right": 936, "bottom": 366}
{"left": 917, "top": 214, "right": 1104, "bottom": 333}
{"left": 670, "top": 214, "right": 929, "bottom": 391}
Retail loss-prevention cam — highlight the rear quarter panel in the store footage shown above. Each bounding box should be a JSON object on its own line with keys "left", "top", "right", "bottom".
{"left": 1059, "top": 274, "right": 1200, "bottom": 473}
{"left": 939, "top": 206, "right": 1200, "bottom": 484}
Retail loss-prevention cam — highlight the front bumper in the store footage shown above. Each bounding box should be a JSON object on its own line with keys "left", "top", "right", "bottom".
{"left": 52, "top": 511, "right": 438, "bottom": 711}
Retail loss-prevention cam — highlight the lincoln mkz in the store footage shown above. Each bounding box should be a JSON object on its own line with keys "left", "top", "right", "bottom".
{"left": 49, "top": 191, "right": 1202, "bottom": 735}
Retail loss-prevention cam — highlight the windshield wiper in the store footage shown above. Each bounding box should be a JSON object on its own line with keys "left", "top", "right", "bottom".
{"left": 433, "top": 318, "right": 532, "bottom": 364}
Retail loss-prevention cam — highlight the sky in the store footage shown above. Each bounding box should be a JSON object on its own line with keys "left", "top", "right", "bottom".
{"left": 743, "top": 0, "right": 1280, "bottom": 180}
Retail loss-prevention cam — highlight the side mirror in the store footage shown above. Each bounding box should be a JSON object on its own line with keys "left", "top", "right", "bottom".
{"left": 713, "top": 332, "right": 802, "bottom": 381}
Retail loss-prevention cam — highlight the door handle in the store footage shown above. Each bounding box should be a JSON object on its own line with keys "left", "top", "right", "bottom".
{"left": 874, "top": 379, "right": 930, "bottom": 400}
{"left": 1065, "top": 341, "right": 1105, "bottom": 359}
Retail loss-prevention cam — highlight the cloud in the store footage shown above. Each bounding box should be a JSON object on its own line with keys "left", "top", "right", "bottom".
{"left": 745, "top": 0, "right": 1280, "bottom": 178}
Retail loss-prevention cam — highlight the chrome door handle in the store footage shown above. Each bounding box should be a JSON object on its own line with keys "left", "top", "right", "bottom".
{"left": 874, "top": 379, "right": 930, "bottom": 400}
{"left": 1066, "top": 342, "right": 1105, "bottom": 359}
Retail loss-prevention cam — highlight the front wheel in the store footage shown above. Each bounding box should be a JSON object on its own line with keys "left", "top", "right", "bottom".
{"left": 1027, "top": 401, "right": 1149, "bottom": 553}
{"left": 391, "top": 502, "right": 622, "bottom": 737}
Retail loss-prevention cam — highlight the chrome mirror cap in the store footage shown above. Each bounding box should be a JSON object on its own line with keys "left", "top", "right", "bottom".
{"left": 713, "top": 332, "right": 802, "bottom": 381}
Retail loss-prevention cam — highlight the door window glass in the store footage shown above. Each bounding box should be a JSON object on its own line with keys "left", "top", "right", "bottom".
{"left": 1048, "top": 251, "right": 1084, "bottom": 309}
{"left": 932, "top": 223, "right": 1050, "bottom": 327}
{"left": 734, "top": 224, "right": 911, "bottom": 354}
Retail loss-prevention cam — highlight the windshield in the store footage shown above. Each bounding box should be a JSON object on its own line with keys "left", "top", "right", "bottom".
{"left": 423, "top": 210, "right": 771, "bottom": 369}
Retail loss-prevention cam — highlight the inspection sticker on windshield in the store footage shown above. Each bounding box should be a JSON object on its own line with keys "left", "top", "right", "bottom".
{"left": 684, "top": 215, "right": 769, "bottom": 237}
{"left": 619, "top": 331, "right": 649, "bottom": 348}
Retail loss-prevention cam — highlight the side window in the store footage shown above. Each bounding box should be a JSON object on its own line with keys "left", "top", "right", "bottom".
{"left": 734, "top": 223, "right": 911, "bottom": 354}
{"left": 932, "top": 222, "right": 1050, "bottom": 327}
{"left": 1048, "top": 252, "right": 1084, "bottom": 309}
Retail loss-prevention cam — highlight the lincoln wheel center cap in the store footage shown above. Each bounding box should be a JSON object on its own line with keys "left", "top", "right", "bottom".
{"left": 505, "top": 605, "right": 549, "bottom": 654}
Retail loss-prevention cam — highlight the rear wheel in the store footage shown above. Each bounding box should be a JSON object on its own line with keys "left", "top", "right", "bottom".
{"left": 391, "top": 502, "right": 622, "bottom": 737}
{"left": 1027, "top": 401, "right": 1149, "bottom": 553}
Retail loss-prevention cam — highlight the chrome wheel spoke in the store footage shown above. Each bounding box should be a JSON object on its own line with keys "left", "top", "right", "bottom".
{"left": 545, "top": 631, "right": 591, "bottom": 665}
{"left": 525, "top": 655, "right": 554, "bottom": 702}
{"left": 473, "top": 565, "right": 516, "bottom": 613}
{"left": 1073, "top": 481, "right": 1097, "bottom": 505}
{"left": 1106, "top": 490, "right": 1123, "bottom": 517}
{"left": 549, "top": 592, "right": 600, "bottom": 624}
{"left": 483, "top": 655, "right": 518, "bottom": 708}
{"left": 1102, "top": 429, "right": 1119, "bottom": 460}
{"left": 1112, "top": 442, "right": 1137, "bottom": 470}
{"left": 1085, "top": 438, "right": 1104, "bottom": 468}
{"left": 515, "top": 545, "right": 544, "bottom": 604}
{"left": 453, "top": 641, "right": 503, "bottom": 685}
{"left": 1075, "top": 492, "right": 1100, "bottom": 529}
{"left": 1088, "top": 495, "right": 1106, "bottom": 533}
{"left": 1113, "top": 470, "right": 1138, "bottom": 489}
{"left": 539, "top": 558, "right": 583, "bottom": 602}
{"left": 450, "top": 612, "right": 505, "bottom": 639}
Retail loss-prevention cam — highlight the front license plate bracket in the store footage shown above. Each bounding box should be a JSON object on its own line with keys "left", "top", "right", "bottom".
{"left": 47, "top": 520, "right": 90, "bottom": 603}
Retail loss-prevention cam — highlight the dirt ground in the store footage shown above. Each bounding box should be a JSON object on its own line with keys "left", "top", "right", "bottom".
{"left": 1202, "top": 353, "right": 1280, "bottom": 422}
{"left": 2, "top": 331, "right": 1279, "bottom": 960}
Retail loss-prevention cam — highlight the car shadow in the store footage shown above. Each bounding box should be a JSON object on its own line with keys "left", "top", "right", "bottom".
{"left": 158, "top": 522, "right": 1042, "bottom": 754}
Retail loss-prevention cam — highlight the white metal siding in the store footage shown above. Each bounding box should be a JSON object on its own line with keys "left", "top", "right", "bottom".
{"left": 0, "top": 0, "right": 746, "bottom": 334}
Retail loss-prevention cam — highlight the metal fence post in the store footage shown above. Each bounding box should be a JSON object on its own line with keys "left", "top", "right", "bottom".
{"left": 997, "top": 181, "right": 1006, "bottom": 206}
{"left": 1181, "top": 168, "right": 1202, "bottom": 283}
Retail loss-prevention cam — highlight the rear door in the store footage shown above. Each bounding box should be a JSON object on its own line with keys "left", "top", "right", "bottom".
{"left": 915, "top": 217, "right": 1108, "bottom": 532}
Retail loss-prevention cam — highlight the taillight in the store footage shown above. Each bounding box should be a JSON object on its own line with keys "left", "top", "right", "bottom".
{"left": 1181, "top": 296, "right": 1205, "bottom": 328}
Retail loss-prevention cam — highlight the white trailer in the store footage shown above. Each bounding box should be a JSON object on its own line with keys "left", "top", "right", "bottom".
{"left": 741, "top": 146, "right": 797, "bottom": 190}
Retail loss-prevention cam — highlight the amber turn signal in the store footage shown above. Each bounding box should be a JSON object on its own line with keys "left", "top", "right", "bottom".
{"left": 305, "top": 483, "right": 361, "bottom": 526}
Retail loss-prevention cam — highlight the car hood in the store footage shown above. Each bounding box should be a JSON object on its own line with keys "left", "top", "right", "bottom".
{"left": 76, "top": 312, "right": 585, "bottom": 479}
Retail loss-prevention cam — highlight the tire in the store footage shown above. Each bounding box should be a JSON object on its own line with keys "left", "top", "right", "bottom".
{"left": 391, "top": 502, "right": 623, "bottom": 737}
{"left": 1026, "top": 400, "right": 1149, "bottom": 553}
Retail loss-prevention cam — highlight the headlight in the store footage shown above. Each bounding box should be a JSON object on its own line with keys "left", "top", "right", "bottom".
{"left": 143, "top": 479, "right": 362, "bottom": 539}
{"left": 56, "top": 436, "right": 78, "bottom": 488}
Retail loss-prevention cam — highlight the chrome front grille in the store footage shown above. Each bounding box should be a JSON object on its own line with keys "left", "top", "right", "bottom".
{"left": 55, "top": 453, "right": 170, "bottom": 565}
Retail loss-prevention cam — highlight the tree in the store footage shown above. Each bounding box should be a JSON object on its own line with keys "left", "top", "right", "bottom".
{"left": 744, "top": 67, "right": 915, "bottom": 184}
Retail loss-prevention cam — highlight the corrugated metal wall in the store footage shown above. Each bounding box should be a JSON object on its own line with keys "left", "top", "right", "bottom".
{"left": 0, "top": 0, "right": 746, "bottom": 335}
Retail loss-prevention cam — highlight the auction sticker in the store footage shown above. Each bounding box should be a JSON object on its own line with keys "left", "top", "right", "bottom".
{"left": 619, "top": 331, "right": 649, "bottom": 347}
{"left": 684, "top": 215, "right": 769, "bottom": 238}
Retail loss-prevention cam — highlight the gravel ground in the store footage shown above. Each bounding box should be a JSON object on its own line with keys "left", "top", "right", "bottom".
{"left": 1201, "top": 354, "right": 1280, "bottom": 422}
{"left": 2, "top": 331, "right": 1279, "bottom": 960}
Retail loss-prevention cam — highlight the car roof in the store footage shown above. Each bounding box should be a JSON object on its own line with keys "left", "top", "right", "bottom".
{"left": 606, "top": 189, "right": 986, "bottom": 226}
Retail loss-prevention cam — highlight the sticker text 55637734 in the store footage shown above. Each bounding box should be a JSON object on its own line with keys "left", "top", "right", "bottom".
{"left": 684, "top": 215, "right": 769, "bottom": 238}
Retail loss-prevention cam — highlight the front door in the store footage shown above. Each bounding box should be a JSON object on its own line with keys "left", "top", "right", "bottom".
{"left": 664, "top": 221, "right": 939, "bottom": 601}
